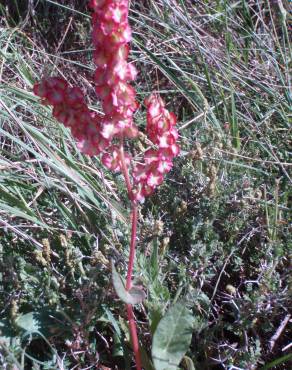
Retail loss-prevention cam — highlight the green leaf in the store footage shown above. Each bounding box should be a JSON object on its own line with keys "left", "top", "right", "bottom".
{"left": 112, "top": 261, "right": 146, "bottom": 305}
{"left": 140, "top": 344, "right": 155, "bottom": 370}
{"left": 112, "top": 332, "right": 123, "bottom": 357}
{"left": 15, "top": 310, "right": 66, "bottom": 337}
{"left": 259, "top": 353, "right": 292, "bottom": 370}
{"left": 15, "top": 312, "right": 40, "bottom": 333}
{"left": 152, "top": 302, "right": 193, "bottom": 370}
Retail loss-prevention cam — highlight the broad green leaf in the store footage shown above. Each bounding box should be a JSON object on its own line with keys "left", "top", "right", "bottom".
{"left": 15, "top": 312, "right": 40, "bottom": 333}
{"left": 15, "top": 310, "right": 66, "bottom": 337}
{"left": 112, "top": 261, "right": 146, "bottom": 305}
{"left": 152, "top": 302, "right": 193, "bottom": 370}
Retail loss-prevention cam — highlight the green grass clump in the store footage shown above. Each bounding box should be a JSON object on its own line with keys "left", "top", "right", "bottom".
{"left": 0, "top": 0, "right": 291, "bottom": 369}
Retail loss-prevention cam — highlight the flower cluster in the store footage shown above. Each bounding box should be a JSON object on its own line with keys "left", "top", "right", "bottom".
{"left": 132, "top": 94, "right": 179, "bottom": 202}
{"left": 90, "top": 0, "right": 139, "bottom": 141}
{"left": 33, "top": 77, "right": 110, "bottom": 155}
{"left": 33, "top": 0, "right": 180, "bottom": 203}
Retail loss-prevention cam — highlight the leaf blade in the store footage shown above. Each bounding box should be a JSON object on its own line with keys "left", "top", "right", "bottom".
{"left": 152, "top": 302, "right": 193, "bottom": 370}
{"left": 112, "top": 261, "right": 146, "bottom": 305}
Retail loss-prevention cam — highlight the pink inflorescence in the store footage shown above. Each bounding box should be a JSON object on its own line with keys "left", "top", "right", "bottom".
{"left": 33, "top": 77, "right": 110, "bottom": 155}
{"left": 33, "top": 0, "right": 180, "bottom": 203}
{"left": 90, "top": 0, "right": 139, "bottom": 141}
{"left": 132, "top": 94, "right": 179, "bottom": 202}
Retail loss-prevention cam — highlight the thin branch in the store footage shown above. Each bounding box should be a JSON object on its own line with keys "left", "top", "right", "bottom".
{"left": 269, "top": 314, "right": 291, "bottom": 351}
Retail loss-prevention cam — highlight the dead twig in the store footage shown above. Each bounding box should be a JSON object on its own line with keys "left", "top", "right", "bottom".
{"left": 269, "top": 314, "right": 291, "bottom": 351}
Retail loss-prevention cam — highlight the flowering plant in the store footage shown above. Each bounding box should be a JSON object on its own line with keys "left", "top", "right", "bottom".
{"left": 33, "top": 1, "right": 179, "bottom": 368}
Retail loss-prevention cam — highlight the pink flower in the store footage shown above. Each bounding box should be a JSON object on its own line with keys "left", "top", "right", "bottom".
{"left": 92, "top": 0, "right": 138, "bottom": 140}
{"left": 131, "top": 95, "right": 180, "bottom": 202}
{"left": 101, "top": 145, "right": 131, "bottom": 172}
{"left": 33, "top": 1, "right": 180, "bottom": 204}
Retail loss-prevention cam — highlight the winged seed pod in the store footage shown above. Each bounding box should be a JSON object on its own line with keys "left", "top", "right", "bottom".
{"left": 33, "top": 0, "right": 179, "bottom": 203}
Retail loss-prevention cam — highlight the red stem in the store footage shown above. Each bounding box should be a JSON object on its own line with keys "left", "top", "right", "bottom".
{"left": 127, "top": 303, "right": 142, "bottom": 370}
{"left": 119, "top": 145, "right": 142, "bottom": 370}
{"left": 126, "top": 204, "right": 138, "bottom": 290}
{"left": 119, "top": 142, "right": 133, "bottom": 198}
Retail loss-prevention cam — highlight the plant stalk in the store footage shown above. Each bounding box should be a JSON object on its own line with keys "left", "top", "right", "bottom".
{"left": 126, "top": 204, "right": 138, "bottom": 290}
{"left": 119, "top": 144, "right": 142, "bottom": 370}
{"left": 119, "top": 142, "right": 133, "bottom": 198}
